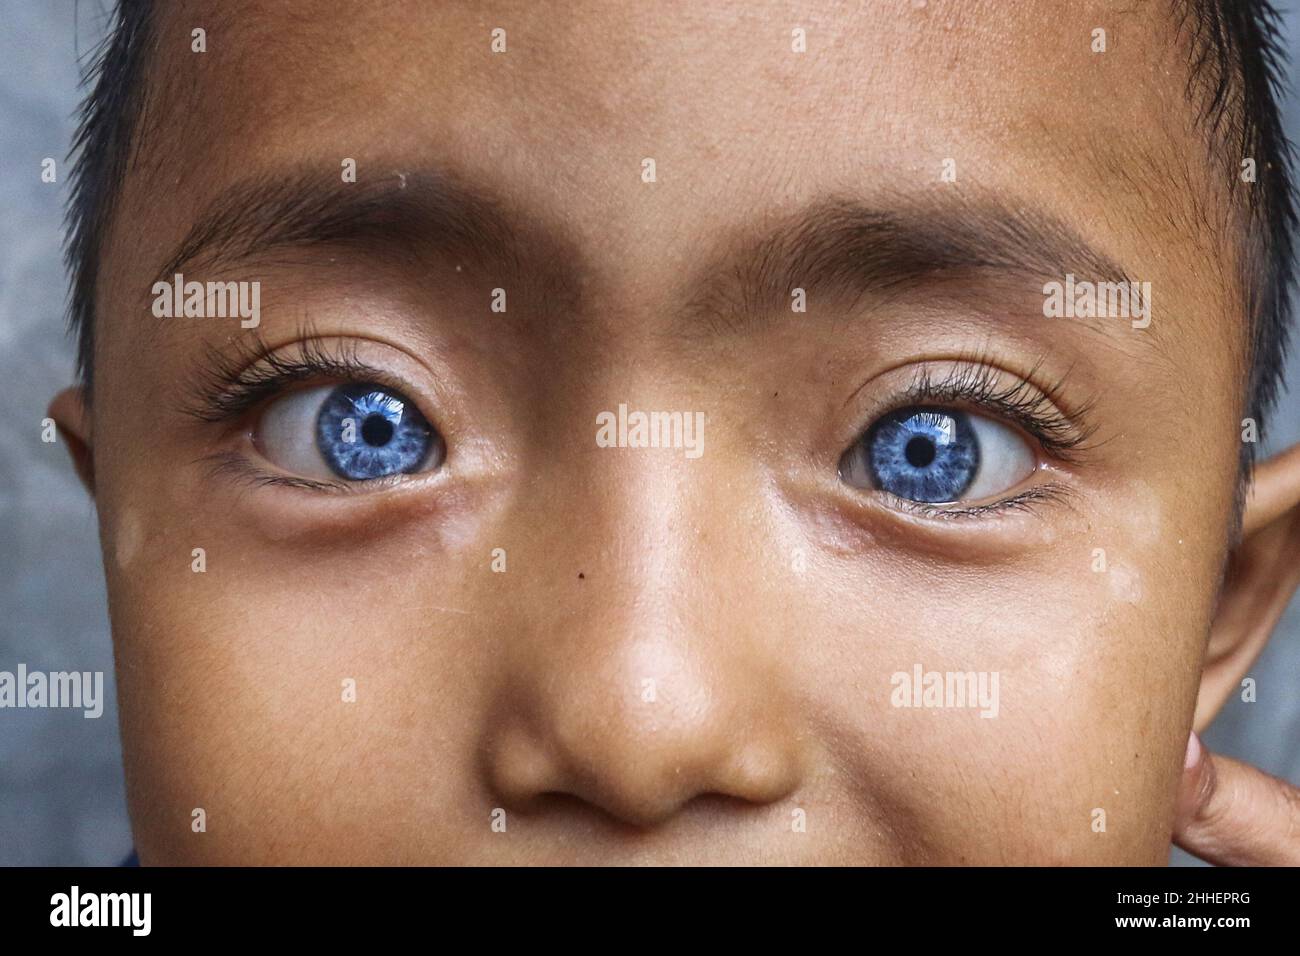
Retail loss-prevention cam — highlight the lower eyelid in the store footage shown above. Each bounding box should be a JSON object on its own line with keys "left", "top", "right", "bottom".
{"left": 197, "top": 450, "right": 350, "bottom": 494}
{"left": 890, "top": 480, "right": 1074, "bottom": 519}
{"left": 200, "top": 447, "right": 425, "bottom": 497}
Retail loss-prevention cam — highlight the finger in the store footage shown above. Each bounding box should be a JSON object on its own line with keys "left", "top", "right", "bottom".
{"left": 1172, "top": 731, "right": 1300, "bottom": 866}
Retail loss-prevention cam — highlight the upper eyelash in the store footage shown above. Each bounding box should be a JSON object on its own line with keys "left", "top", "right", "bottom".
{"left": 897, "top": 361, "right": 1097, "bottom": 464}
{"left": 182, "top": 334, "right": 387, "bottom": 424}
{"left": 184, "top": 332, "right": 434, "bottom": 493}
{"left": 188, "top": 340, "right": 1091, "bottom": 513}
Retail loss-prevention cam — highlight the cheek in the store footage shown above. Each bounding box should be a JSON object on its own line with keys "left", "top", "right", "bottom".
{"left": 798, "top": 535, "right": 1211, "bottom": 863}
{"left": 1106, "top": 562, "right": 1144, "bottom": 604}
{"left": 105, "top": 518, "right": 490, "bottom": 863}
{"left": 98, "top": 429, "right": 1227, "bottom": 865}
{"left": 107, "top": 507, "right": 145, "bottom": 570}
{"left": 1124, "top": 481, "right": 1166, "bottom": 547}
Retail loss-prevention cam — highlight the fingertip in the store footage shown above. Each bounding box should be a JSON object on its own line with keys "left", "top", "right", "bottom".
{"left": 1184, "top": 730, "right": 1203, "bottom": 771}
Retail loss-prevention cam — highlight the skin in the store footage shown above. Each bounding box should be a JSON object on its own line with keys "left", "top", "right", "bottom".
{"left": 49, "top": 0, "right": 1300, "bottom": 864}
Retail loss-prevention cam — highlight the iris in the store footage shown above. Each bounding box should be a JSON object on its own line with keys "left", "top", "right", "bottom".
{"left": 315, "top": 384, "right": 435, "bottom": 480}
{"left": 864, "top": 407, "right": 979, "bottom": 503}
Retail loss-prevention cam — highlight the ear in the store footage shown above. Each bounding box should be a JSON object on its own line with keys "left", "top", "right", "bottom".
{"left": 1195, "top": 442, "right": 1300, "bottom": 730}
{"left": 47, "top": 386, "right": 95, "bottom": 496}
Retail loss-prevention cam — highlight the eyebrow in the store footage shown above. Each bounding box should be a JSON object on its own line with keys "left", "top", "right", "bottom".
{"left": 154, "top": 169, "right": 1151, "bottom": 351}
{"left": 151, "top": 168, "right": 573, "bottom": 299}
{"left": 680, "top": 194, "right": 1147, "bottom": 337}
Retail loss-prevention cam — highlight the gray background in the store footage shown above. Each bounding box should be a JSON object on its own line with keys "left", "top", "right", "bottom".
{"left": 0, "top": 1, "right": 1297, "bottom": 866}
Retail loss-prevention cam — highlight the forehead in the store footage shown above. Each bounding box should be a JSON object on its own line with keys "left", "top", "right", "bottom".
{"left": 148, "top": 6, "right": 1199, "bottom": 178}
{"left": 149, "top": 2, "right": 1199, "bottom": 190}
{"left": 115, "top": 0, "right": 1234, "bottom": 355}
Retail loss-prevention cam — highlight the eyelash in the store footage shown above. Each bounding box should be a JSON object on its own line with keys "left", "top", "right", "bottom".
{"left": 185, "top": 336, "right": 386, "bottom": 423}
{"left": 184, "top": 335, "right": 413, "bottom": 494}
{"left": 187, "top": 338, "right": 1095, "bottom": 512}
{"left": 868, "top": 362, "right": 1096, "bottom": 520}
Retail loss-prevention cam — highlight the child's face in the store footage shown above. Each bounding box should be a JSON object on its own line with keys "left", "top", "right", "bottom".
{"left": 81, "top": 1, "right": 1252, "bottom": 863}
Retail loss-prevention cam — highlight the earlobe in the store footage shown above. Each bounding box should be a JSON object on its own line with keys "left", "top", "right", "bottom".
{"left": 47, "top": 386, "right": 95, "bottom": 496}
{"left": 1195, "top": 442, "right": 1300, "bottom": 730}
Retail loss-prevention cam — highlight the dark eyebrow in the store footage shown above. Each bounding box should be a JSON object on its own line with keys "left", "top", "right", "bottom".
{"left": 152, "top": 167, "right": 569, "bottom": 295}
{"left": 682, "top": 194, "right": 1145, "bottom": 336}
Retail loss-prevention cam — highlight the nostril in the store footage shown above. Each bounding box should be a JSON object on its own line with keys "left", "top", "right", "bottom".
{"left": 484, "top": 725, "right": 568, "bottom": 811}
{"left": 531, "top": 790, "right": 680, "bottom": 831}
{"left": 481, "top": 647, "right": 804, "bottom": 836}
{"left": 503, "top": 787, "right": 797, "bottom": 839}
{"left": 489, "top": 731, "right": 800, "bottom": 831}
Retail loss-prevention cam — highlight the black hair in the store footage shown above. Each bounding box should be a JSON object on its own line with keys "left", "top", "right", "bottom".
{"left": 64, "top": 1, "right": 1297, "bottom": 466}
{"left": 65, "top": 0, "right": 154, "bottom": 395}
{"left": 1173, "top": 0, "right": 1298, "bottom": 476}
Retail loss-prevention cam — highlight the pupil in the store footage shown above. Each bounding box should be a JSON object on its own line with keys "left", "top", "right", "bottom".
{"left": 361, "top": 414, "right": 395, "bottom": 446}
{"left": 905, "top": 435, "right": 935, "bottom": 468}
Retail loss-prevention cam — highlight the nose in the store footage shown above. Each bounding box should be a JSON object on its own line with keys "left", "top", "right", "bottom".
{"left": 486, "top": 631, "right": 802, "bottom": 827}
{"left": 481, "top": 450, "right": 803, "bottom": 829}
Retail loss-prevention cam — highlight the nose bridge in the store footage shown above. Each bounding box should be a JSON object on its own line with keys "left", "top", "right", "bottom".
{"left": 483, "top": 446, "right": 802, "bottom": 826}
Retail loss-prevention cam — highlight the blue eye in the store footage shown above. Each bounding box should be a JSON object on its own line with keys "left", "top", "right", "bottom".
{"left": 841, "top": 406, "right": 1034, "bottom": 504}
{"left": 257, "top": 383, "right": 443, "bottom": 482}
{"left": 317, "top": 385, "right": 436, "bottom": 479}
{"left": 865, "top": 407, "right": 979, "bottom": 502}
